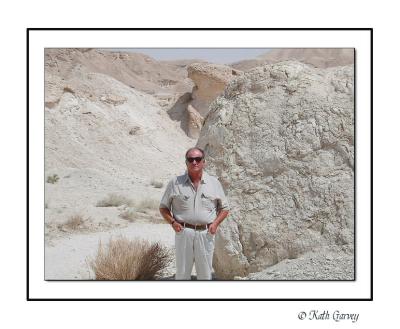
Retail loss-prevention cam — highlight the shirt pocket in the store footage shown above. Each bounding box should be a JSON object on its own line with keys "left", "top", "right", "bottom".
{"left": 201, "top": 193, "right": 217, "bottom": 211}
{"left": 173, "top": 194, "right": 192, "bottom": 211}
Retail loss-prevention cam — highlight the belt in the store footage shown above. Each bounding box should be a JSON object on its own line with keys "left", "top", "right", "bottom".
{"left": 176, "top": 220, "right": 211, "bottom": 231}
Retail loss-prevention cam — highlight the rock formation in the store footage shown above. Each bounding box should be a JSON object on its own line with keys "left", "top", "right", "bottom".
{"left": 197, "top": 61, "right": 354, "bottom": 279}
{"left": 186, "top": 104, "right": 204, "bottom": 139}
{"left": 187, "top": 63, "right": 241, "bottom": 116}
{"left": 180, "top": 63, "right": 241, "bottom": 138}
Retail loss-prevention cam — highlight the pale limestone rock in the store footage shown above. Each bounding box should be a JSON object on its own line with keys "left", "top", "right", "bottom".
{"left": 197, "top": 61, "right": 354, "bottom": 279}
{"left": 186, "top": 104, "right": 204, "bottom": 139}
{"left": 188, "top": 63, "right": 241, "bottom": 117}
{"left": 186, "top": 63, "right": 241, "bottom": 137}
{"left": 166, "top": 92, "right": 191, "bottom": 135}
{"left": 45, "top": 50, "right": 194, "bottom": 183}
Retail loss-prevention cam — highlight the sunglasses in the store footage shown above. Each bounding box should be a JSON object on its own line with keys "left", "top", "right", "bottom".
{"left": 186, "top": 157, "right": 204, "bottom": 163}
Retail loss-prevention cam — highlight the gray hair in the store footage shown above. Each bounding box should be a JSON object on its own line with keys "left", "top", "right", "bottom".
{"left": 185, "top": 147, "right": 205, "bottom": 159}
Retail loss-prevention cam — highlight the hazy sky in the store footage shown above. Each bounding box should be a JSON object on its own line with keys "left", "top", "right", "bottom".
{"left": 103, "top": 48, "right": 271, "bottom": 64}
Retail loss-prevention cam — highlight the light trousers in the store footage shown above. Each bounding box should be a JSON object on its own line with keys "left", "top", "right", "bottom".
{"left": 175, "top": 228, "right": 215, "bottom": 280}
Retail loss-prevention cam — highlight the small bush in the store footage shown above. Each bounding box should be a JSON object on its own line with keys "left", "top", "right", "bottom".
{"left": 150, "top": 179, "right": 164, "bottom": 188}
{"left": 119, "top": 204, "right": 165, "bottom": 224}
{"left": 96, "top": 193, "right": 133, "bottom": 207}
{"left": 58, "top": 214, "right": 87, "bottom": 231}
{"left": 47, "top": 174, "right": 59, "bottom": 184}
{"left": 119, "top": 208, "right": 136, "bottom": 222}
{"left": 129, "top": 126, "right": 141, "bottom": 135}
{"left": 134, "top": 198, "right": 159, "bottom": 213}
{"left": 89, "top": 237, "right": 172, "bottom": 280}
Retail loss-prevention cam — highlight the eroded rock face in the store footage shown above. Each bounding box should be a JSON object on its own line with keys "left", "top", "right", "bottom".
{"left": 186, "top": 104, "right": 204, "bottom": 139}
{"left": 45, "top": 48, "right": 194, "bottom": 110}
{"left": 197, "top": 61, "right": 354, "bottom": 279}
{"left": 188, "top": 63, "right": 241, "bottom": 116}
{"left": 45, "top": 51, "right": 194, "bottom": 183}
{"left": 185, "top": 63, "right": 241, "bottom": 138}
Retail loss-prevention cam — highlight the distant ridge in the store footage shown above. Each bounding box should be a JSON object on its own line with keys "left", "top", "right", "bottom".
{"left": 231, "top": 48, "right": 354, "bottom": 71}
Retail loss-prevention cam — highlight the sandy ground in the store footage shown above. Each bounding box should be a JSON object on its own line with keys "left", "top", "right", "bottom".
{"left": 44, "top": 166, "right": 180, "bottom": 280}
{"left": 45, "top": 221, "right": 175, "bottom": 280}
{"left": 45, "top": 169, "right": 353, "bottom": 281}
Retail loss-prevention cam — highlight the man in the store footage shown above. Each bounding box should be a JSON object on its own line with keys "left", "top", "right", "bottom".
{"left": 159, "top": 147, "right": 229, "bottom": 280}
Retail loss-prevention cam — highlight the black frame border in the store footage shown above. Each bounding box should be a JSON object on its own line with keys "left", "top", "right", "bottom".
{"left": 27, "top": 28, "right": 373, "bottom": 301}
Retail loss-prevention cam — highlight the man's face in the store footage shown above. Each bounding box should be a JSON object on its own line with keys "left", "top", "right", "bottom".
{"left": 186, "top": 149, "right": 205, "bottom": 173}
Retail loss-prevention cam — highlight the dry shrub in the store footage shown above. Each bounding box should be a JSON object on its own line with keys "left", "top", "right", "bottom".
{"left": 96, "top": 193, "right": 133, "bottom": 207}
{"left": 150, "top": 179, "right": 164, "bottom": 188}
{"left": 134, "top": 198, "right": 159, "bottom": 213}
{"left": 119, "top": 208, "right": 136, "bottom": 222}
{"left": 58, "top": 214, "right": 87, "bottom": 231}
{"left": 47, "top": 174, "right": 59, "bottom": 184}
{"left": 120, "top": 206, "right": 166, "bottom": 224}
{"left": 129, "top": 126, "right": 141, "bottom": 135}
{"left": 89, "top": 237, "right": 172, "bottom": 280}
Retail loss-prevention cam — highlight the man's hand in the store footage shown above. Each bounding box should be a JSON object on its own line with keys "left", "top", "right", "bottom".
{"left": 160, "top": 208, "right": 183, "bottom": 233}
{"left": 208, "top": 210, "right": 229, "bottom": 235}
{"left": 172, "top": 221, "right": 183, "bottom": 233}
{"left": 208, "top": 222, "right": 218, "bottom": 235}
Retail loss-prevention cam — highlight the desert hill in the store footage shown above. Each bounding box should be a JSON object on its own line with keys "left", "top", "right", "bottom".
{"left": 232, "top": 48, "right": 354, "bottom": 70}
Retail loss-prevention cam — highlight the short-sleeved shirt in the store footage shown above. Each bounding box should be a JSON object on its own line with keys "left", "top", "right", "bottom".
{"left": 159, "top": 171, "right": 229, "bottom": 225}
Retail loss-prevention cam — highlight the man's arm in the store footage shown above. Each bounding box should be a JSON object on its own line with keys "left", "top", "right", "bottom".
{"left": 208, "top": 210, "right": 229, "bottom": 235}
{"left": 159, "top": 207, "right": 183, "bottom": 232}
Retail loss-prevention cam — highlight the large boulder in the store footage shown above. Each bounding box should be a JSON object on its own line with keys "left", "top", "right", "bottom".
{"left": 197, "top": 61, "right": 354, "bottom": 279}
{"left": 184, "top": 63, "right": 241, "bottom": 138}
{"left": 188, "top": 63, "right": 241, "bottom": 116}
